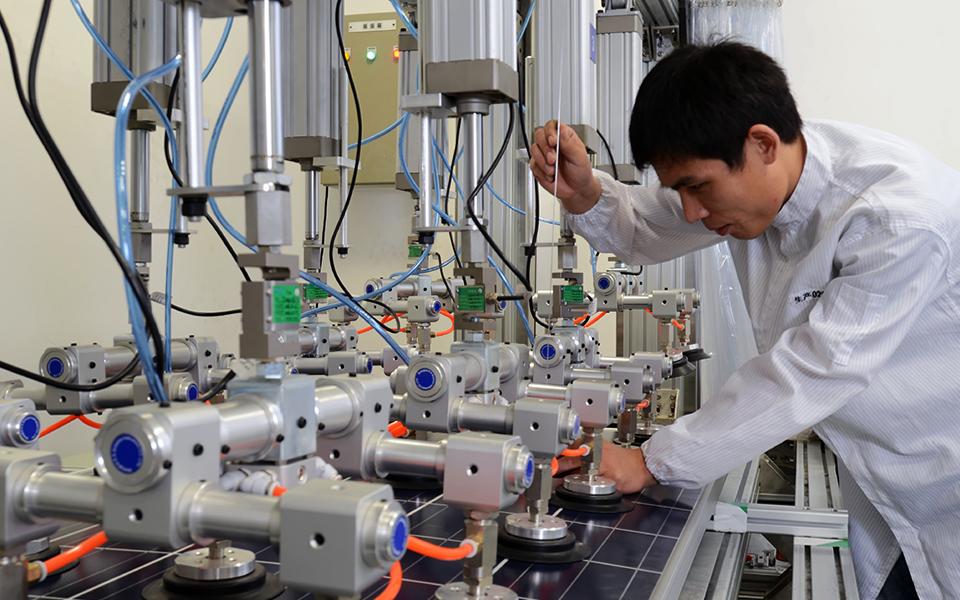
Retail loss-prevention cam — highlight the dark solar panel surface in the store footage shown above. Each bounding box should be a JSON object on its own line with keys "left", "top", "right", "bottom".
{"left": 28, "top": 484, "right": 701, "bottom": 600}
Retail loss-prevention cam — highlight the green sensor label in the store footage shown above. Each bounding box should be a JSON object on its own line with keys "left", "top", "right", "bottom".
{"left": 561, "top": 284, "right": 585, "bottom": 305}
{"left": 304, "top": 284, "right": 330, "bottom": 301}
{"left": 457, "top": 285, "right": 486, "bottom": 312}
{"left": 408, "top": 244, "right": 424, "bottom": 258}
{"left": 272, "top": 285, "right": 302, "bottom": 324}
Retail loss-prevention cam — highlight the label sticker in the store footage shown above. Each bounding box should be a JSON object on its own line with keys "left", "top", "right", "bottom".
{"left": 273, "top": 284, "right": 302, "bottom": 324}
{"left": 561, "top": 284, "right": 585, "bottom": 305}
{"left": 457, "top": 285, "right": 486, "bottom": 312}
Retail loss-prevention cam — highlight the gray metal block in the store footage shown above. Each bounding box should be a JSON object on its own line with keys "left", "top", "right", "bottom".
{"left": 278, "top": 479, "right": 406, "bottom": 596}
{"left": 228, "top": 375, "right": 317, "bottom": 463}
{"left": 96, "top": 403, "right": 222, "bottom": 547}
{"left": 0, "top": 449, "right": 60, "bottom": 551}
{"left": 442, "top": 431, "right": 532, "bottom": 512}
{"left": 511, "top": 398, "right": 579, "bottom": 458}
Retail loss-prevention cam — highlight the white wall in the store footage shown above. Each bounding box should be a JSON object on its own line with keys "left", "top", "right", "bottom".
{"left": 781, "top": 0, "right": 960, "bottom": 169}
{"left": 2, "top": 1, "right": 957, "bottom": 458}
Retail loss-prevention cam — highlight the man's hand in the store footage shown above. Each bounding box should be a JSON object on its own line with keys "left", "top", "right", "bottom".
{"left": 554, "top": 442, "right": 658, "bottom": 495}
{"left": 530, "top": 120, "right": 603, "bottom": 214}
{"left": 597, "top": 442, "right": 657, "bottom": 494}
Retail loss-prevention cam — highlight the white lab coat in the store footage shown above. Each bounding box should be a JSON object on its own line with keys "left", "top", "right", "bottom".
{"left": 567, "top": 120, "right": 960, "bottom": 600}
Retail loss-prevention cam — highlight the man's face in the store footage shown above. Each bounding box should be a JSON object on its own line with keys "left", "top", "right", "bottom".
{"left": 654, "top": 145, "right": 784, "bottom": 240}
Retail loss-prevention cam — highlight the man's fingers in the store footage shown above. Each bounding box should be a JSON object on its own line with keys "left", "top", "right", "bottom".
{"left": 529, "top": 142, "right": 555, "bottom": 173}
{"left": 555, "top": 456, "right": 581, "bottom": 474}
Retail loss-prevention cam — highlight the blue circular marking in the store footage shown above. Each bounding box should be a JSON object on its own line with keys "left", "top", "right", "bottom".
{"left": 572, "top": 415, "right": 581, "bottom": 437}
{"left": 366, "top": 284, "right": 376, "bottom": 294}
{"left": 499, "top": 300, "right": 507, "bottom": 310}
{"left": 523, "top": 456, "right": 534, "bottom": 487}
{"left": 110, "top": 434, "right": 144, "bottom": 475}
{"left": 366, "top": 359, "right": 374, "bottom": 373}
{"left": 391, "top": 516, "right": 409, "bottom": 559}
{"left": 433, "top": 300, "right": 442, "bottom": 314}
{"left": 46, "top": 357, "right": 64, "bottom": 378}
{"left": 414, "top": 368, "right": 436, "bottom": 391}
{"left": 19, "top": 415, "right": 40, "bottom": 442}
{"left": 186, "top": 384, "right": 199, "bottom": 401}
{"left": 597, "top": 276, "right": 611, "bottom": 290}
{"left": 539, "top": 344, "right": 556, "bottom": 361}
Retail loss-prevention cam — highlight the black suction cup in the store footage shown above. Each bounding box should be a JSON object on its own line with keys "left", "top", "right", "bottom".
{"left": 550, "top": 485, "right": 633, "bottom": 514}
{"left": 141, "top": 564, "right": 284, "bottom": 600}
{"left": 496, "top": 527, "right": 590, "bottom": 564}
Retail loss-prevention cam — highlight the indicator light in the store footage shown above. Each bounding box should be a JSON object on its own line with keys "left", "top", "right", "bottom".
{"left": 365, "top": 46, "right": 378, "bottom": 62}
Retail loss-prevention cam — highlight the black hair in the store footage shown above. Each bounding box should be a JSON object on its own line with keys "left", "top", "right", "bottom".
{"left": 629, "top": 40, "right": 802, "bottom": 170}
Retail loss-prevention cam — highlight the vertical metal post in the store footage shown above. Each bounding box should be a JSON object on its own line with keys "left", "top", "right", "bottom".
{"left": 0, "top": 555, "right": 27, "bottom": 600}
{"left": 130, "top": 129, "right": 151, "bottom": 224}
{"left": 305, "top": 170, "right": 320, "bottom": 242}
{"left": 248, "top": 0, "right": 285, "bottom": 174}
{"left": 462, "top": 112, "right": 485, "bottom": 225}
{"left": 418, "top": 113, "right": 434, "bottom": 232}
{"left": 178, "top": 1, "right": 205, "bottom": 191}
{"left": 336, "top": 43, "right": 350, "bottom": 254}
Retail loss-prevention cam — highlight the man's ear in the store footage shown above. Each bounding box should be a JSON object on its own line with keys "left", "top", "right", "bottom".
{"left": 746, "top": 124, "right": 780, "bottom": 166}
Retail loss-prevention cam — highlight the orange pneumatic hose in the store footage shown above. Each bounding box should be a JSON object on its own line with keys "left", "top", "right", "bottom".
{"left": 43, "top": 531, "right": 108, "bottom": 576}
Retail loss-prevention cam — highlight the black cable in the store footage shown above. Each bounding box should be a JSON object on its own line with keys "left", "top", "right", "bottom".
{"left": 171, "top": 303, "right": 242, "bottom": 317}
{"left": 328, "top": 0, "right": 362, "bottom": 297}
{"left": 318, "top": 186, "right": 330, "bottom": 272}
{"left": 164, "top": 67, "right": 184, "bottom": 187}
{"left": 444, "top": 119, "right": 464, "bottom": 273}
{"left": 199, "top": 370, "right": 236, "bottom": 402}
{"left": 436, "top": 252, "right": 455, "bottom": 301}
{"left": 0, "top": 355, "right": 139, "bottom": 393}
{"left": 596, "top": 129, "right": 620, "bottom": 182}
{"left": 515, "top": 50, "right": 551, "bottom": 331}
{"left": 462, "top": 104, "right": 530, "bottom": 290}
{"left": 204, "top": 214, "right": 252, "bottom": 282}
{"left": 364, "top": 299, "right": 402, "bottom": 334}
{"left": 2, "top": 4, "right": 167, "bottom": 374}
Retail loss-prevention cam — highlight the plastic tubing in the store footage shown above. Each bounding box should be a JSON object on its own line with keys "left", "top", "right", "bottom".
{"left": 43, "top": 531, "right": 108, "bottom": 576}
{"left": 560, "top": 446, "right": 590, "bottom": 458}
{"left": 349, "top": 115, "right": 404, "bottom": 150}
{"left": 584, "top": 312, "right": 608, "bottom": 328}
{"left": 114, "top": 57, "right": 182, "bottom": 405}
{"left": 406, "top": 536, "right": 474, "bottom": 561}
{"left": 487, "top": 257, "right": 535, "bottom": 344}
{"left": 389, "top": 0, "right": 418, "bottom": 39}
{"left": 202, "top": 17, "right": 234, "bottom": 81}
{"left": 77, "top": 415, "right": 102, "bottom": 430}
{"left": 375, "top": 561, "right": 403, "bottom": 600}
{"left": 357, "top": 314, "right": 401, "bottom": 335}
{"left": 431, "top": 138, "right": 559, "bottom": 226}
{"left": 300, "top": 249, "right": 431, "bottom": 318}
{"left": 299, "top": 272, "right": 412, "bottom": 364}
{"left": 39, "top": 416, "right": 78, "bottom": 438}
{"left": 437, "top": 309, "right": 455, "bottom": 337}
{"left": 387, "top": 421, "right": 409, "bottom": 438}
{"left": 517, "top": 0, "right": 536, "bottom": 42}
{"left": 206, "top": 56, "right": 252, "bottom": 246}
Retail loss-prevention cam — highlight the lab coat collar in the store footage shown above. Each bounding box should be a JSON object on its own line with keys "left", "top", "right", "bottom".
{"left": 771, "top": 125, "right": 832, "bottom": 233}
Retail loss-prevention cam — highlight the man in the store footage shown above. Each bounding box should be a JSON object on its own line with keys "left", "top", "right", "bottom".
{"left": 530, "top": 41, "right": 960, "bottom": 600}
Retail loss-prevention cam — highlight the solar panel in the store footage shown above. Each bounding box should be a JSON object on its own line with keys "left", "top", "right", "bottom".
{"left": 28, "top": 485, "right": 702, "bottom": 600}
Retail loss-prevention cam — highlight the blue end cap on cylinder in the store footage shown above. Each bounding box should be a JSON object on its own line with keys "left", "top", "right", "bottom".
{"left": 433, "top": 300, "right": 442, "bottom": 314}
{"left": 539, "top": 344, "right": 556, "bottom": 361}
{"left": 186, "top": 384, "right": 199, "bottom": 401}
{"left": 46, "top": 357, "right": 64, "bottom": 379}
{"left": 572, "top": 415, "right": 581, "bottom": 438}
{"left": 597, "top": 276, "right": 611, "bottom": 290}
{"left": 366, "top": 284, "right": 376, "bottom": 294}
{"left": 524, "top": 456, "right": 535, "bottom": 487}
{"left": 391, "top": 515, "right": 409, "bottom": 559}
{"left": 19, "top": 415, "right": 40, "bottom": 442}
{"left": 414, "top": 368, "right": 436, "bottom": 391}
{"left": 110, "top": 434, "right": 144, "bottom": 475}
{"left": 366, "top": 359, "right": 374, "bottom": 373}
